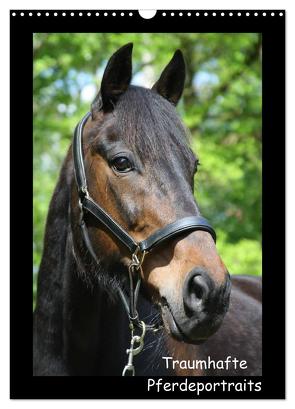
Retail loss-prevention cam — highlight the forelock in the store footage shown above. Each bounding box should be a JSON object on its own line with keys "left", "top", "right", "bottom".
{"left": 113, "top": 86, "right": 193, "bottom": 164}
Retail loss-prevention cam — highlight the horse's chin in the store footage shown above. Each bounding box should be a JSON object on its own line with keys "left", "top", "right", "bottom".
{"left": 160, "top": 300, "right": 221, "bottom": 345}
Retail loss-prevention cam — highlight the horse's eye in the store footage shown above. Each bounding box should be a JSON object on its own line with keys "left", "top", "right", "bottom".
{"left": 111, "top": 156, "right": 133, "bottom": 173}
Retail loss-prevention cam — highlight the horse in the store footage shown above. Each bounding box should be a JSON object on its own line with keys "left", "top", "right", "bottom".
{"left": 33, "top": 43, "right": 262, "bottom": 376}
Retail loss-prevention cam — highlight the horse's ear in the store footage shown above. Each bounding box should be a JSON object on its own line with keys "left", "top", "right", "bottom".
{"left": 152, "top": 50, "right": 185, "bottom": 106}
{"left": 92, "top": 43, "right": 133, "bottom": 114}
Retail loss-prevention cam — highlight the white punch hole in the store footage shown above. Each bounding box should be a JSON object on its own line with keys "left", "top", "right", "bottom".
{"left": 138, "top": 10, "right": 157, "bottom": 19}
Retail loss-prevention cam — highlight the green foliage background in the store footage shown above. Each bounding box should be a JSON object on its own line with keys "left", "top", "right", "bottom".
{"left": 33, "top": 33, "right": 262, "bottom": 307}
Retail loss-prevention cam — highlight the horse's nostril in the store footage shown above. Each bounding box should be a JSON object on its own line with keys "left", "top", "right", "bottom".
{"left": 183, "top": 269, "right": 213, "bottom": 315}
{"left": 191, "top": 275, "right": 209, "bottom": 304}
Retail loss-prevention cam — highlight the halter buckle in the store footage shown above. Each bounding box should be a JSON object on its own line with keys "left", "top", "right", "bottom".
{"left": 80, "top": 186, "right": 90, "bottom": 199}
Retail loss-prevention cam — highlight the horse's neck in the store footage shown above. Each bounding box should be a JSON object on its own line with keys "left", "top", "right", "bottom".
{"left": 35, "top": 157, "right": 71, "bottom": 307}
{"left": 62, "top": 255, "right": 130, "bottom": 375}
{"left": 34, "top": 161, "right": 72, "bottom": 375}
{"left": 36, "top": 229, "right": 130, "bottom": 376}
{"left": 34, "top": 159, "right": 131, "bottom": 375}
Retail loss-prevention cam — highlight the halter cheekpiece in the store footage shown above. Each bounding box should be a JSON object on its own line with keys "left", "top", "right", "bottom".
{"left": 72, "top": 112, "right": 217, "bottom": 376}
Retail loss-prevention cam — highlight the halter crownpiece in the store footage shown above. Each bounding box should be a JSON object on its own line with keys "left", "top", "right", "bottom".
{"left": 72, "top": 112, "right": 217, "bottom": 375}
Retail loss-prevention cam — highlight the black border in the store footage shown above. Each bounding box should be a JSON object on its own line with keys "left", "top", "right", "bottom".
{"left": 10, "top": 9, "right": 285, "bottom": 399}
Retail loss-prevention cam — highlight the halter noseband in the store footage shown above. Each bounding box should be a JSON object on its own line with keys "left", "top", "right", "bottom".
{"left": 72, "top": 112, "right": 217, "bottom": 375}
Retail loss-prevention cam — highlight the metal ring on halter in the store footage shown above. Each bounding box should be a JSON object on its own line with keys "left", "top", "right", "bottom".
{"left": 132, "top": 246, "right": 147, "bottom": 268}
{"left": 130, "top": 321, "right": 146, "bottom": 356}
{"left": 138, "top": 320, "right": 146, "bottom": 340}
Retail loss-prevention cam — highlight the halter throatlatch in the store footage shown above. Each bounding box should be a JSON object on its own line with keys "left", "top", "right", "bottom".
{"left": 72, "top": 112, "right": 217, "bottom": 376}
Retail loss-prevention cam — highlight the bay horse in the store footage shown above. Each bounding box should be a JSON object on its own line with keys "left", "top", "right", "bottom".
{"left": 33, "top": 43, "right": 262, "bottom": 376}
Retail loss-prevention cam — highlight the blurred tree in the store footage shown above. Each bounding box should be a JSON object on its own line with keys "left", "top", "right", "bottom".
{"left": 33, "top": 33, "right": 262, "bottom": 308}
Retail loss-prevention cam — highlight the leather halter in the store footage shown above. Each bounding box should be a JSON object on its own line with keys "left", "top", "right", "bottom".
{"left": 72, "top": 112, "right": 217, "bottom": 374}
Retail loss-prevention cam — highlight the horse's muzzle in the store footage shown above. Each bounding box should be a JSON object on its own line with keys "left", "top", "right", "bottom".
{"left": 161, "top": 269, "right": 231, "bottom": 344}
